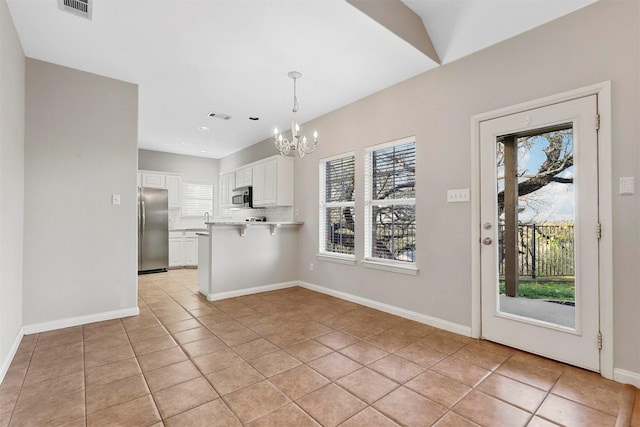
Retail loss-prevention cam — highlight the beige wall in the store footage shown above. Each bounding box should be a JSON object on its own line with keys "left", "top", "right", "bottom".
{"left": 23, "top": 59, "right": 139, "bottom": 327}
{"left": 225, "top": 0, "right": 640, "bottom": 375}
{"left": 0, "top": 0, "right": 25, "bottom": 379}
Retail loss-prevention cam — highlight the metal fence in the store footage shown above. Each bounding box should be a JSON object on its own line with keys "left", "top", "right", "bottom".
{"left": 498, "top": 223, "right": 574, "bottom": 278}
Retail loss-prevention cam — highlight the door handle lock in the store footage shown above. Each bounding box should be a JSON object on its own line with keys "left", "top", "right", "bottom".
{"left": 483, "top": 222, "right": 492, "bottom": 230}
{"left": 482, "top": 237, "right": 492, "bottom": 245}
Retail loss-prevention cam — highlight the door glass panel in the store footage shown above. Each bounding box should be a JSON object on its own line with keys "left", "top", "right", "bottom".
{"left": 496, "top": 127, "right": 576, "bottom": 328}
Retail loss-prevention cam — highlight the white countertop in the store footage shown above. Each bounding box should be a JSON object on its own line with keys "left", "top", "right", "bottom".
{"left": 205, "top": 221, "right": 303, "bottom": 226}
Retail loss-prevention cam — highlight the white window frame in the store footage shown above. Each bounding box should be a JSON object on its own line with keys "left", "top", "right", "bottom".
{"left": 364, "top": 137, "right": 417, "bottom": 275}
{"left": 181, "top": 182, "right": 213, "bottom": 217}
{"left": 318, "top": 152, "right": 356, "bottom": 265}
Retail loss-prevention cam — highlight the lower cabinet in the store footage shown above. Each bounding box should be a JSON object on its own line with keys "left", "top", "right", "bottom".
{"left": 169, "top": 231, "right": 198, "bottom": 268}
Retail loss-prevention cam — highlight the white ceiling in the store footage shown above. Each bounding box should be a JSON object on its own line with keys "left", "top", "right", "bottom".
{"left": 7, "top": 0, "right": 597, "bottom": 159}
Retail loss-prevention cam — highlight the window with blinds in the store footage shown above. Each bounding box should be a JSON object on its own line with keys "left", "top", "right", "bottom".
{"left": 319, "top": 153, "right": 356, "bottom": 256}
{"left": 181, "top": 182, "right": 213, "bottom": 217}
{"left": 365, "top": 138, "right": 416, "bottom": 263}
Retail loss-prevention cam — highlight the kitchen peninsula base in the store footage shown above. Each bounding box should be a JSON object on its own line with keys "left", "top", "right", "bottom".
{"left": 198, "top": 222, "right": 303, "bottom": 301}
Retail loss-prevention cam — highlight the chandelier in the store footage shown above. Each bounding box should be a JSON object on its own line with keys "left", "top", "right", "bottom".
{"left": 273, "top": 71, "right": 318, "bottom": 158}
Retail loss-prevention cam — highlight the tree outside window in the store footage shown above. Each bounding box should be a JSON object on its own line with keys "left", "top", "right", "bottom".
{"left": 319, "top": 154, "right": 355, "bottom": 256}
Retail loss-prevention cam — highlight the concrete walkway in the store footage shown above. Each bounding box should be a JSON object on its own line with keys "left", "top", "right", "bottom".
{"left": 499, "top": 295, "right": 575, "bottom": 328}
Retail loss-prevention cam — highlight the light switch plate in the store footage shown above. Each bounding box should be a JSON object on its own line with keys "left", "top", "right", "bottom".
{"left": 619, "top": 177, "right": 635, "bottom": 195}
{"left": 112, "top": 194, "right": 121, "bottom": 205}
{"left": 447, "top": 189, "right": 470, "bottom": 203}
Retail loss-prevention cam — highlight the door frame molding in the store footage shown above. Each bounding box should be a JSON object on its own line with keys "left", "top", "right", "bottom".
{"left": 470, "top": 81, "right": 613, "bottom": 379}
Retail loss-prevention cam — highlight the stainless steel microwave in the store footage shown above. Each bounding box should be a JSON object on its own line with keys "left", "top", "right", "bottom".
{"left": 232, "top": 186, "right": 252, "bottom": 208}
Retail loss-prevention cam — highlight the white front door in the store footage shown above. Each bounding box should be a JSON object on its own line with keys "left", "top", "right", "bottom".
{"left": 479, "top": 95, "right": 601, "bottom": 371}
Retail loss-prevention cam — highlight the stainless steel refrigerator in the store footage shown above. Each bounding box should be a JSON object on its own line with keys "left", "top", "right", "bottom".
{"left": 138, "top": 187, "right": 169, "bottom": 273}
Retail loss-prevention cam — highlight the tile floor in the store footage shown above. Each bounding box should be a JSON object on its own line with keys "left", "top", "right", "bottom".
{"left": 0, "top": 269, "right": 632, "bottom": 426}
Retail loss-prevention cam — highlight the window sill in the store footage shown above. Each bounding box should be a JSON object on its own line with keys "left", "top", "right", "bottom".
{"left": 316, "top": 253, "right": 357, "bottom": 266}
{"left": 362, "top": 259, "right": 418, "bottom": 275}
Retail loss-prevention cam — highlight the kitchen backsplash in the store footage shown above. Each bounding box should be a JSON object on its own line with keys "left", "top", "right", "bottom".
{"left": 169, "top": 206, "right": 295, "bottom": 230}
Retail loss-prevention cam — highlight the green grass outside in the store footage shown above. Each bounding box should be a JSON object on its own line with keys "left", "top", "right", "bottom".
{"left": 499, "top": 279, "right": 575, "bottom": 301}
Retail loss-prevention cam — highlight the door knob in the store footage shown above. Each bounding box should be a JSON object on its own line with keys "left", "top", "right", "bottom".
{"left": 482, "top": 237, "right": 492, "bottom": 245}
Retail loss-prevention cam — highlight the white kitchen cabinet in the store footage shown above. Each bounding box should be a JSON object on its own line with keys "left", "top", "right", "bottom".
{"left": 220, "top": 172, "right": 235, "bottom": 208}
{"left": 184, "top": 236, "right": 198, "bottom": 266}
{"left": 141, "top": 172, "right": 165, "bottom": 189}
{"left": 235, "top": 167, "right": 252, "bottom": 188}
{"left": 165, "top": 175, "right": 182, "bottom": 209}
{"left": 169, "top": 236, "right": 184, "bottom": 267}
{"left": 251, "top": 163, "right": 266, "bottom": 206}
{"left": 252, "top": 156, "right": 293, "bottom": 207}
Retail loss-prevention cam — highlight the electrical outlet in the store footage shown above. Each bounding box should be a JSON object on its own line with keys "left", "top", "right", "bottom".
{"left": 309, "top": 263, "right": 314, "bottom": 272}
{"left": 112, "top": 194, "right": 121, "bottom": 205}
{"left": 447, "top": 189, "right": 470, "bottom": 203}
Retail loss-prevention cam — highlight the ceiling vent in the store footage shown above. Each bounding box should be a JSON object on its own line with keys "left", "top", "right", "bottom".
{"left": 208, "top": 112, "right": 231, "bottom": 121}
{"left": 58, "top": 0, "right": 92, "bottom": 20}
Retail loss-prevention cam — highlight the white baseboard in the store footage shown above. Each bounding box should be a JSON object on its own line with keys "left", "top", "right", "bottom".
{"left": 203, "top": 281, "right": 298, "bottom": 301}
{"left": 298, "top": 281, "right": 472, "bottom": 337}
{"left": 22, "top": 306, "right": 140, "bottom": 335}
{"left": 0, "top": 327, "right": 24, "bottom": 384}
{"left": 614, "top": 368, "right": 640, "bottom": 388}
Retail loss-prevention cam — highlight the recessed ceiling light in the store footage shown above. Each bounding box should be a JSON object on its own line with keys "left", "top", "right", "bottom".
{"left": 181, "top": 142, "right": 188, "bottom": 146}
{"left": 198, "top": 126, "right": 210, "bottom": 131}
{"left": 200, "top": 150, "right": 206, "bottom": 153}
{"left": 249, "top": 117, "right": 259, "bottom": 121}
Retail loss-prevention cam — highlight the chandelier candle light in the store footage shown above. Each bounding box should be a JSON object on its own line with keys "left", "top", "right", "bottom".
{"left": 273, "top": 71, "right": 318, "bottom": 157}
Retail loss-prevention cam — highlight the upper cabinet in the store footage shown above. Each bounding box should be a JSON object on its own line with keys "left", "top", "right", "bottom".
{"left": 220, "top": 172, "right": 235, "bottom": 209}
{"left": 165, "top": 175, "right": 182, "bottom": 209}
{"left": 140, "top": 172, "right": 165, "bottom": 189}
{"left": 253, "top": 156, "right": 293, "bottom": 207}
{"left": 235, "top": 167, "right": 252, "bottom": 188}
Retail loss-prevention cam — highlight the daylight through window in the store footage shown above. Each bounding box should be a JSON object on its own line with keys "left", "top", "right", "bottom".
{"left": 365, "top": 138, "right": 416, "bottom": 263}
{"left": 319, "top": 153, "right": 355, "bottom": 256}
{"left": 182, "top": 182, "right": 213, "bottom": 217}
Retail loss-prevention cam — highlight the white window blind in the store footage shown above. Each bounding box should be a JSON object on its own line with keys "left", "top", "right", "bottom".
{"left": 319, "top": 153, "right": 356, "bottom": 256}
{"left": 181, "top": 182, "right": 213, "bottom": 217}
{"left": 365, "top": 138, "right": 416, "bottom": 263}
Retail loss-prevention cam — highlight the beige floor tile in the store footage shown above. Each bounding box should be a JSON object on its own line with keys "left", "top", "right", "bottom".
{"left": 339, "top": 341, "right": 389, "bottom": 365}
{"left": 164, "top": 318, "right": 204, "bottom": 334}
{"left": 337, "top": 368, "right": 399, "bottom": 404}
{"left": 233, "top": 338, "right": 279, "bottom": 361}
{"left": 86, "top": 373, "right": 149, "bottom": 414}
{"left": 87, "top": 394, "right": 160, "bottom": 427}
{"left": 284, "top": 339, "right": 333, "bottom": 362}
{"left": 17, "top": 370, "right": 85, "bottom": 405}
{"left": 373, "top": 386, "right": 446, "bottom": 427}
{"left": 131, "top": 334, "right": 177, "bottom": 356}
{"left": 11, "top": 389, "right": 85, "bottom": 427}
{"left": 223, "top": 380, "right": 290, "bottom": 424}
{"left": 143, "top": 360, "right": 201, "bottom": 393}
{"left": 365, "top": 330, "right": 421, "bottom": 353}
{"left": 247, "top": 402, "right": 320, "bottom": 426}
{"left": 315, "top": 331, "right": 358, "bottom": 350}
{"left": 165, "top": 399, "right": 242, "bottom": 426}
{"left": 296, "top": 383, "right": 366, "bottom": 427}
{"left": 340, "top": 407, "right": 401, "bottom": 427}
{"left": 496, "top": 358, "right": 564, "bottom": 391}
{"left": 413, "top": 332, "right": 468, "bottom": 356}
{"left": 394, "top": 341, "right": 448, "bottom": 368}
{"left": 265, "top": 330, "right": 310, "bottom": 348}
{"left": 452, "top": 343, "right": 510, "bottom": 371}
{"left": 432, "top": 412, "right": 480, "bottom": 427}
{"left": 250, "top": 350, "right": 302, "bottom": 378}
{"left": 84, "top": 344, "right": 135, "bottom": 369}
{"left": 205, "top": 361, "right": 265, "bottom": 396}
{"left": 453, "top": 390, "right": 531, "bottom": 427}
{"left": 153, "top": 377, "right": 218, "bottom": 419}
{"left": 126, "top": 325, "right": 168, "bottom": 343}
{"left": 307, "top": 352, "right": 362, "bottom": 381}
{"left": 83, "top": 323, "right": 126, "bottom": 342}
{"left": 405, "top": 370, "right": 471, "bottom": 408}
{"left": 431, "top": 357, "right": 491, "bottom": 388}
{"left": 137, "top": 345, "right": 188, "bottom": 373}
{"left": 535, "top": 394, "right": 616, "bottom": 427}
{"left": 368, "top": 354, "right": 425, "bottom": 384}
{"left": 83, "top": 334, "right": 130, "bottom": 353}
{"left": 172, "top": 326, "right": 215, "bottom": 345}
{"left": 269, "top": 364, "right": 331, "bottom": 400}
{"left": 526, "top": 415, "right": 562, "bottom": 427}
{"left": 85, "top": 358, "right": 141, "bottom": 387}
{"left": 192, "top": 348, "right": 243, "bottom": 375}
{"left": 182, "top": 336, "right": 228, "bottom": 358}
{"left": 477, "top": 373, "right": 547, "bottom": 413}
{"left": 23, "top": 354, "right": 84, "bottom": 387}
{"left": 551, "top": 370, "right": 622, "bottom": 416}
